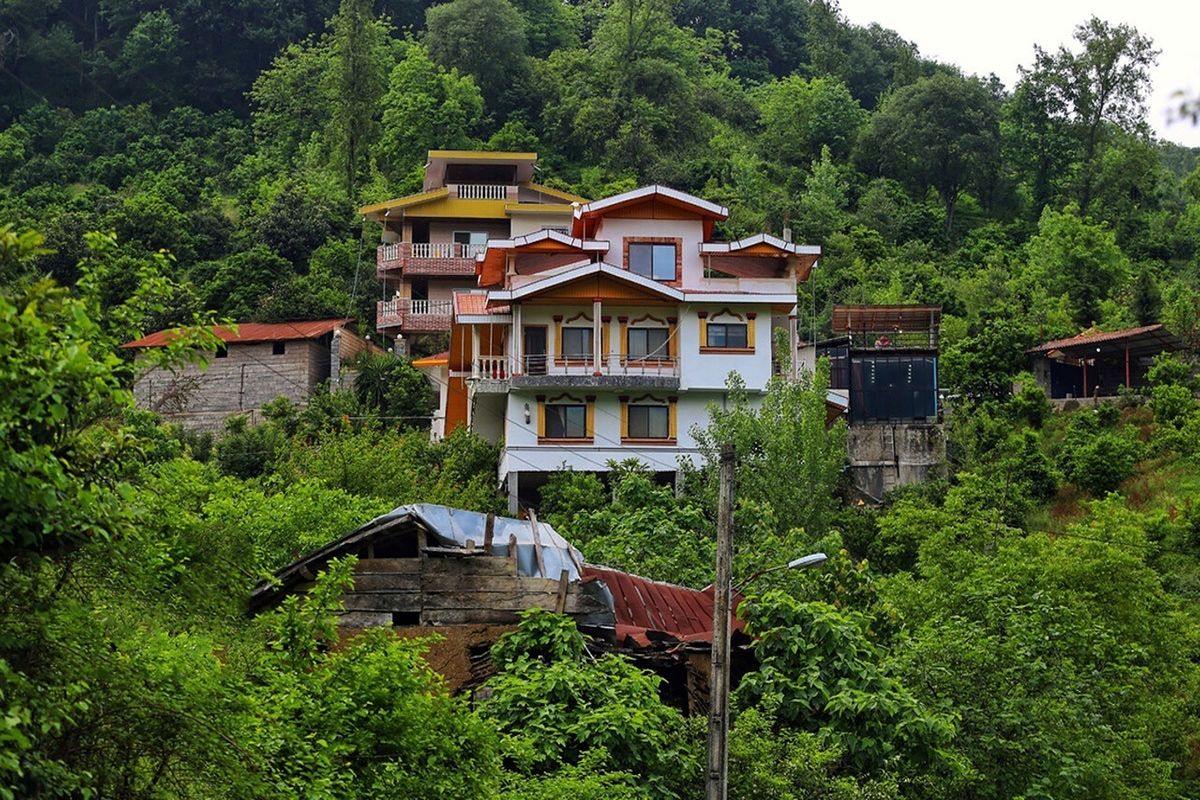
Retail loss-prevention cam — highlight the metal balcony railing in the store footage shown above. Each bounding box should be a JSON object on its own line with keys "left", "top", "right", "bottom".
{"left": 468, "top": 354, "right": 680, "bottom": 380}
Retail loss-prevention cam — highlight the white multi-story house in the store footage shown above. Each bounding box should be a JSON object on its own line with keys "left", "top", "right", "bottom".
{"left": 413, "top": 185, "right": 820, "bottom": 512}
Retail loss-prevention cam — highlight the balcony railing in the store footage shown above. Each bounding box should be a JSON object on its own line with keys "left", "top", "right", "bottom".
{"left": 412, "top": 242, "right": 454, "bottom": 259}
{"left": 377, "top": 298, "right": 454, "bottom": 332}
{"left": 376, "top": 242, "right": 488, "bottom": 276}
{"left": 454, "top": 184, "right": 508, "bottom": 200}
{"left": 468, "top": 355, "right": 680, "bottom": 381}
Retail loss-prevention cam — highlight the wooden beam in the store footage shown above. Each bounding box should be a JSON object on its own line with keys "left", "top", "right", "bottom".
{"left": 528, "top": 509, "right": 546, "bottom": 577}
{"left": 484, "top": 512, "right": 496, "bottom": 554}
{"left": 555, "top": 569, "right": 569, "bottom": 613}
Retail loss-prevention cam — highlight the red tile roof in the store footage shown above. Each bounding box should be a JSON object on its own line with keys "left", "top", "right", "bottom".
{"left": 453, "top": 292, "right": 509, "bottom": 317}
{"left": 123, "top": 319, "right": 351, "bottom": 349}
{"left": 1028, "top": 323, "right": 1181, "bottom": 356}
{"left": 582, "top": 565, "right": 744, "bottom": 648}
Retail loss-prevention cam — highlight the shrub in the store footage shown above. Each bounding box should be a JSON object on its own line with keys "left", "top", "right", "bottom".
{"left": 214, "top": 414, "right": 288, "bottom": 479}
{"left": 1058, "top": 428, "right": 1143, "bottom": 495}
{"left": 1009, "top": 372, "right": 1051, "bottom": 428}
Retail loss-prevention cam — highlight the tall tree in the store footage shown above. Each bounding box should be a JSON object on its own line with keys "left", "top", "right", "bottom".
{"left": 1034, "top": 18, "right": 1159, "bottom": 215}
{"left": 856, "top": 71, "right": 1001, "bottom": 234}
{"left": 328, "top": 0, "right": 390, "bottom": 199}
{"left": 424, "top": 0, "right": 529, "bottom": 117}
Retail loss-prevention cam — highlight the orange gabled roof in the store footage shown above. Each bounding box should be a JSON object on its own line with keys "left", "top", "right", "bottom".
{"left": 123, "top": 319, "right": 351, "bottom": 349}
{"left": 571, "top": 185, "right": 728, "bottom": 238}
{"left": 476, "top": 229, "right": 607, "bottom": 288}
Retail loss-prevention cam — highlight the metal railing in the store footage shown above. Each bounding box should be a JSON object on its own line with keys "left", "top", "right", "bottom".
{"left": 455, "top": 184, "right": 508, "bottom": 200}
{"left": 469, "top": 354, "right": 680, "bottom": 379}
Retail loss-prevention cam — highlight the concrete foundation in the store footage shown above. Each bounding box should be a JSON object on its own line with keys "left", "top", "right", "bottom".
{"left": 846, "top": 422, "right": 946, "bottom": 502}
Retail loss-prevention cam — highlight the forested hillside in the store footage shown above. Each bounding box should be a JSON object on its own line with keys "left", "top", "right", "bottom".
{"left": 4, "top": 1, "right": 1200, "bottom": 798}
{"left": 3, "top": 0, "right": 1198, "bottom": 361}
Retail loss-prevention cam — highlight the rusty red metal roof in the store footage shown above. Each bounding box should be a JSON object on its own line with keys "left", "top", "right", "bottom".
{"left": 1028, "top": 323, "right": 1182, "bottom": 357}
{"left": 582, "top": 565, "right": 744, "bottom": 648}
{"left": 123, "top": 319, "right": 351, "bottom": 349}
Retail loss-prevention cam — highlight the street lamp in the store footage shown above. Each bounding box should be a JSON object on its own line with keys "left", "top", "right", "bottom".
{"left": 734, "top": 552, "right": 828, "bottom": 594}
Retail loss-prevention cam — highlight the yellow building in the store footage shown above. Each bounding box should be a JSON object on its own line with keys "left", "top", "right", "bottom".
{"left": 362, "top": 151, "right": 585, "bottom": 349}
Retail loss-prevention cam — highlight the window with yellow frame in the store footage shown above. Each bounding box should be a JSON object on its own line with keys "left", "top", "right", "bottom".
{"left": 698, "top": 309, "right": 755, "bottom": 353}
{"left": 618, "top": 314, "right": 678, "bottom": 364}
{"left": 619, "top": 395, "right": 677, "bottom": 443}
{"left": 537, "top": 393, "right": 595, "bottom": 442}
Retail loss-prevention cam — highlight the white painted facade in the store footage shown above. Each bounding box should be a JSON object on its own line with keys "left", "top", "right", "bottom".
{"left": 425, "top": 185, "right": 818, "bottom": 510}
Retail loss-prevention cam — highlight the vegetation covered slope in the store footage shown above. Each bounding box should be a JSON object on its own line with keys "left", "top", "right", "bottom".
{"left": 3, "top": 1, "right": 1200, "bottom": 797}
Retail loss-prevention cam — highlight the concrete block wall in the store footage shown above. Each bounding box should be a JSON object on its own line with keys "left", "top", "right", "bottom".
{"left": 133, "top": 339, "right": 330, "bottom": 430}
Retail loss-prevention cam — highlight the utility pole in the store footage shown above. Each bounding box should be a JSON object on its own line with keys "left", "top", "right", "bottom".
{"left": 706, "top": 443, "right": 735, "bottom": 800}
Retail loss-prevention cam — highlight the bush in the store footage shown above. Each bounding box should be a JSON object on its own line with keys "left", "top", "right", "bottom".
{"left": 1150, "top": 383, "right": 1195, "bottom": 428}
{"left": 1009, "top": 372, "right": 1051, "bottom": 428}
{"left": 1058, "top": 428, "right": 1143, "bottom": 495}
{"left": 214, "top": 414, "right": 288, "bottom": 479}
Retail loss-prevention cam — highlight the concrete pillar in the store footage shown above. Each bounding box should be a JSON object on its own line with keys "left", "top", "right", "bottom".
{"left": 593, "top": 298, "right": 603, "bottom": 375}
{"left": 513, "top": 304, "right": 522, "bottom": 374}
{"left": 471, "top": 325, "right": 480, "bottom": 379}
{"left": 507, "top": 471, "right": 520, "bottom": 516}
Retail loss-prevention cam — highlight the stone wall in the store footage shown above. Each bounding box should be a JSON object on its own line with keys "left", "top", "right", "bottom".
{"left": 846, "top": 422, "right": 946, "bottom": 502}
{"left": 132, "top": 339, "right": 331, "bottom": 430}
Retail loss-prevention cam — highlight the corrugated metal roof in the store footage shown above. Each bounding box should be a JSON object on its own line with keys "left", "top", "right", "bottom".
{"left": 1027, "top": 323, "right": 1182, "bottom": 356}
{"left": 582, "top": 565, "right": 743, "bottom": 647}
{"left": 123, "top": 319, "right": 350, "bottom": 349}
{"left": 250, "top": 504, "right": 586, "bottom": 613}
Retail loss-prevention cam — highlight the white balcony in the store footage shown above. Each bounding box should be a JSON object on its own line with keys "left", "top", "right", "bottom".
{"left": 453, "top": 184, "right": 510, "bottom": 200}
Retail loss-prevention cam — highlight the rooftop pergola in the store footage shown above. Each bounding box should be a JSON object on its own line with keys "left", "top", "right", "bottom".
{"left": 831, "top": 305, "right": 942, "bottom": 350}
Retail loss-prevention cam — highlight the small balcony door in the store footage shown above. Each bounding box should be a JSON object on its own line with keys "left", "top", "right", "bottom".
{"left": 524, "top": 326, "right": 547, "bottom": 375}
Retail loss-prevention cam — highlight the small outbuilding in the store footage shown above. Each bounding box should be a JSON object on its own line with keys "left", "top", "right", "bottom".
{"left": 800, "top": 305, "right": 945, "bottom": 502}
{"left": 1027, "top": 324, "right": 1183, "bottom": 400}
{"left": 123, "top": 319, "right": 381, "bottom": 430}
{"left": 249, "top": 504, "right": 749, "bottom": 713}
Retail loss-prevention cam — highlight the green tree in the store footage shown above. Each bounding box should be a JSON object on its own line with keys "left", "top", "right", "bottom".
{"left": 425, "top": 0, "right": 529, "bottom": 116}
{"left": 481, "top": 610, "right": 698, "bottom": 798}
{"left": 857, "top": 72, "right": 1001, "bottom": 234}
{"left": 1131, "top": 264, "right": 1162, "bottom": 325}
{"left": 352, "top": 352, "right": 434, "bottom": 429}
{"left": 378, "top": 43, "right": 484, "bottom": 179}
{"left": 1025, "top": 204, "right": 1131, "bottom": 326}
{"left": 735, "top": 594, "right": 959, "bottom": 777}
{"left": 1033, "top": 17, "right": 1159, "bottom": 214}
{"left": 755, "top": 75, "right": 867, "bottom": 165}
{"left": 692, "top": 359, "right": 847, "bottom": 540}
{"left": 328, "top": 0, "right": 391, "bottom": 199}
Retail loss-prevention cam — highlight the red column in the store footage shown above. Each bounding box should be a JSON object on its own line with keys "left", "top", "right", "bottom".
{"left": 1125, "top": 346, "right": 1131, "bottom": 388}
{"left": 1082, "top": 360, "right": 1088, "bottom": 397}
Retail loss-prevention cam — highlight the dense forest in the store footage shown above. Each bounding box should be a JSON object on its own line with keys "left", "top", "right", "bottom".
{"left": 3, "top": 0, "right": 1200, "bottom": 797}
